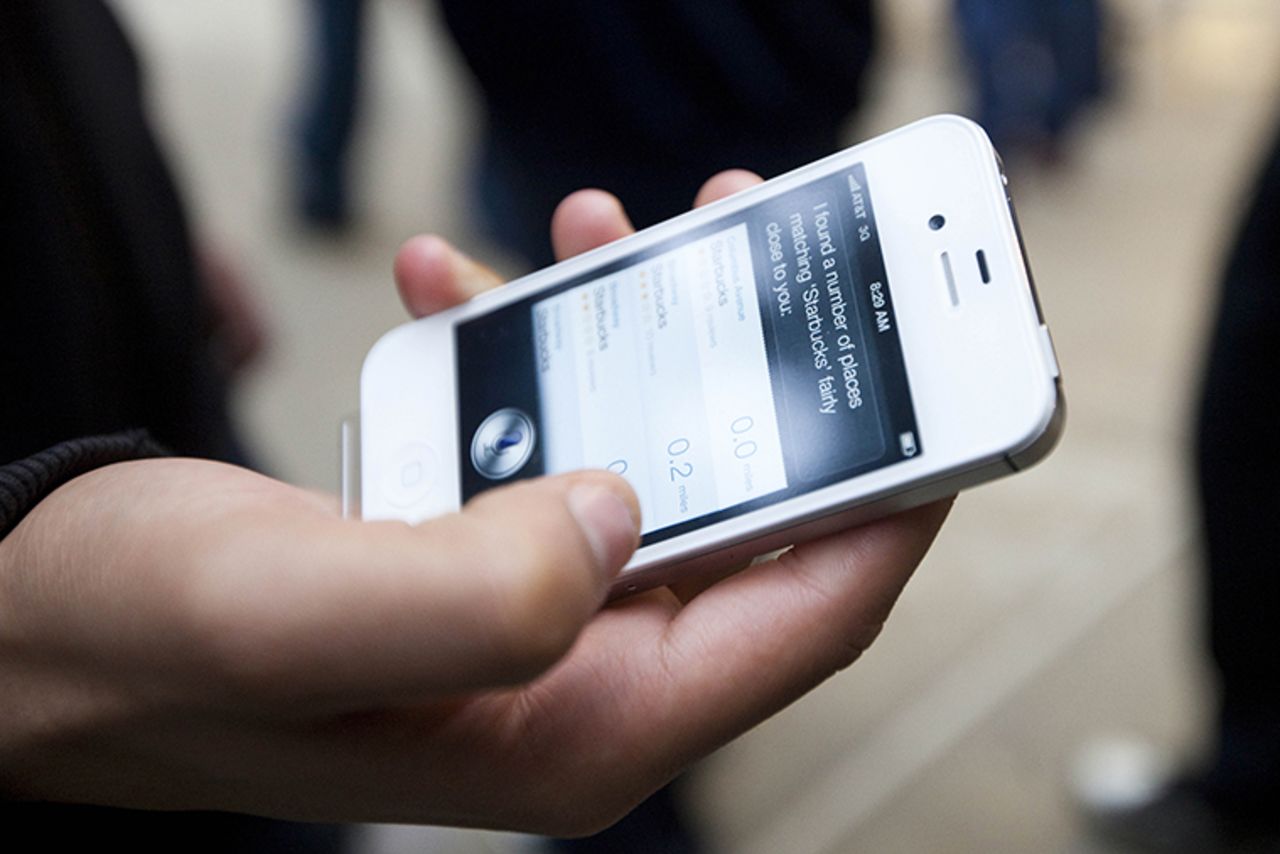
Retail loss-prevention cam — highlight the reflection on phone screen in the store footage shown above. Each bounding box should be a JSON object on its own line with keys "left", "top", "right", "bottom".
{"left": 456, "top": 164, "right": 919, "bottom": 544}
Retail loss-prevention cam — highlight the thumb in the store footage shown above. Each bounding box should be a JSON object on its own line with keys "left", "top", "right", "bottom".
{"left": 194, "top": 471, "right": 641, "bottom": 708}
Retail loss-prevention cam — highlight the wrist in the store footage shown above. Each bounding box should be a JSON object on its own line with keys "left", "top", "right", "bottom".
{"left": 1, "top": 431, "right": 168, "bottom": 541}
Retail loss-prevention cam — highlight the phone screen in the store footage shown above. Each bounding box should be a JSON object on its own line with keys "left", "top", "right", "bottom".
{"left": 455, "top": 163, "right": 920, "bottom": 544}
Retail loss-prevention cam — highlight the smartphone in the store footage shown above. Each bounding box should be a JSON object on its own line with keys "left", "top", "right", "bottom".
{"left": 359, "top": 115, "right": 1063, "bottom": 597}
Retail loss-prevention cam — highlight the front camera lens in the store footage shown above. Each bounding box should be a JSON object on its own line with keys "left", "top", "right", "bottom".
{"left": 929, "top": 214, "right": 946, "bottom": 231}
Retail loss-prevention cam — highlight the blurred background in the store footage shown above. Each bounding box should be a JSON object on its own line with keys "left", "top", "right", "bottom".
{"left": 93, "top": 0, "right": 1278, "bottom": 850}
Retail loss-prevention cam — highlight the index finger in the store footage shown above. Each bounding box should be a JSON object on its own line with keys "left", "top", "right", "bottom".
{"left": 693, "top": 169, "right": 763, "bottom": 207}
{"left": 394, "top": 235, "right": 505, "bottom": 319}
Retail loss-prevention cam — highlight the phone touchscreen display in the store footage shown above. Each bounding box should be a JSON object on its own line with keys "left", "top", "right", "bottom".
{"left": 455, "top": 164, "right": 920, "bottom": 544}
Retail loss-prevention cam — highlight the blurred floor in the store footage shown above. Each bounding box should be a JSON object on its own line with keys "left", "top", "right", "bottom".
{"left": 109, "top": 0, "right": 1280, "bottom": 851}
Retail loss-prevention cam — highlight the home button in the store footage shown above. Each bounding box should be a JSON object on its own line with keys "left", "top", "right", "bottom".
{"left": 381, "top": 443, "right": 437, "bottom": 508}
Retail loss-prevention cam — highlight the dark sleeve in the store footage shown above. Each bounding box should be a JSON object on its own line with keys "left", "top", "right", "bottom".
{"left": 0, "top": 0, "right": 240, "bottom": 464}
{"left": 0, "top": 430, "right": 168, "bottom": 540}
{"left": 441, "top": 0, "right": 876, "bottom": 160}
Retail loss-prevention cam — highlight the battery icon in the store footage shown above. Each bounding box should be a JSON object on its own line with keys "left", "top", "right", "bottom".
{"left": 899, "top": 431, "right": 918, "bottom": 457}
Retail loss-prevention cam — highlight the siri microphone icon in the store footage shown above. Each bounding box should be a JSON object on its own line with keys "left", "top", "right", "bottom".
{"left": 471, "top": 408, "right": 536, "bottom": 479}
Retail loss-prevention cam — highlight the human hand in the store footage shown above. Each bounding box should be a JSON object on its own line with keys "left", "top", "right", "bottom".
{"left": 0, "top": 173, "right": 950, "bottom": 835}
{"left": 391, "top": 171, "right": 954, "bottom": 823}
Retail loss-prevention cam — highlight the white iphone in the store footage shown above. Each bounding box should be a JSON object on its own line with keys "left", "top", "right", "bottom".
{"left": 359, "top": 115, "right": 1064, "bottom": 597}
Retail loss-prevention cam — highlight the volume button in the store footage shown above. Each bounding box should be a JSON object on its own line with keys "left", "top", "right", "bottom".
{"left": 1038, "top": 324, "right": 1061, "bottom": 379}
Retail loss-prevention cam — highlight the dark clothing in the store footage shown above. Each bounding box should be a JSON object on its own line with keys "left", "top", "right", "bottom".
{"left": 442, "top": 0, "right": 877, "bottom": 266}
{"left": 294, "top": 0, "right": 366, "bottom": 225}
{"left": 2, "top": 803, "right": 348, "bottom": 854}
{"left": 0, "top": 0, "right": 238, "bottom": 464}
{"left": 953, "top": 0, "right": 1105, "bottom": 153}
{"left": 0, "top": 2, "right": 344, "bottom": 848}
{"left": 291, "top": 0, "right": 877, "bottom": 265}
{"left": 1194, "top": 122, "right": 1280, "bottom": 821}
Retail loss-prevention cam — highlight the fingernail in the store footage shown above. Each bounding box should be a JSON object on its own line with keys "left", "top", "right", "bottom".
{"left": 567, "top": 486, "right": 639, "bottom": 579}
{"left": 447, "top": 246, "right": 502, "bottom": 298}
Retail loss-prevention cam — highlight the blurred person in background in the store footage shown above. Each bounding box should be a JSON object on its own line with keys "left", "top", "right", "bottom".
{"left": 291, "top": 0, "right": 879, "bottom": 268}
{"left": 294, "top": 0, "right": 365, "bottom": 230}
{"left": 440, "top": 0, "right": 878, "bottom": 269}
{"left": 953, "top": 0, "right": 1107, "bottom": 166}
{"left": 1081, "top": 123, "right": 1280, "bottom": 853}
